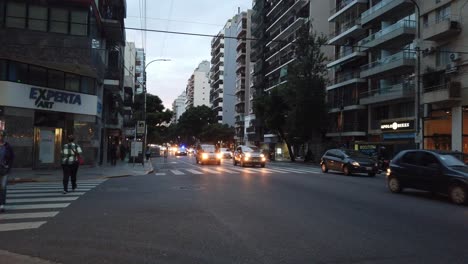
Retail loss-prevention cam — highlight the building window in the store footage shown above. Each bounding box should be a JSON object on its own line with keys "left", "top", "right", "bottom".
{"left": 70, "top": 10, "right": 88, "bottom": 36}
{"left": 8, "top": 62, "right": 28, "bottom": 83}
{"left": 65, "top": 73, "right": 80, "bottom": 92}
{"left": 81, "top": 76, "right": 96, "bottom": 95}
{"left": 436, "top": 4, "right": 451, "bottom": 23}
{"left": 50, "top": 8, "right": 69, "bottom": 34}
{"left": 6, "top": 2, "right": 26, "bottom": 29}
{"left": 29, "top": 65, "right": 47, "bottom": 87}
{"left": 48, "top": 69, "right": 64, "bottom": 89}
{"left": 28, "top": 5, "right": 47, "bottom": 31}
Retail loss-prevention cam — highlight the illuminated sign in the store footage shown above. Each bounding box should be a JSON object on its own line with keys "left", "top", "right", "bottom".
{"left": 30, "top": 87, "right": 82, "bottom": 109}
{"left": 381, "top": 120, "right": 414, "bottom": 132}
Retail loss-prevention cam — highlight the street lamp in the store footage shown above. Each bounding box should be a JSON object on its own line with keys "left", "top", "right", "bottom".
{"left": 141, "top": 58, "right": 171, "bottom": 160}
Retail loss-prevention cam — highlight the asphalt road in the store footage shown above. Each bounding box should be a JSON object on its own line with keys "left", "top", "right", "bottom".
{"left": 0, "top": 154, "right": 467, "bottom": 264}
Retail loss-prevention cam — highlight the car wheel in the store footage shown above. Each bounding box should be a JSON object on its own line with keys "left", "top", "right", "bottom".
{"left": 449, "top": 184, "right": 467, "bottom": 205}
{"left": 241, "top": 160, "right": 245, "bottom": 167}
{"left": 261, "top": 163, "right": 265, "bottom": 168}
{"left": 321, "top": 164, "right": 328, "bottom": 173}
{"left": 387, "top": 176, "right": 402, "bottom": 193}
{"left": 343, "top": 165, "right": 351, "bottom": 176}
{"left": 368, "top": 172, "right": 376, "bottom": 177}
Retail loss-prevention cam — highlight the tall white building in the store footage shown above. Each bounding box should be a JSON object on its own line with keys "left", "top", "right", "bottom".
{"left": 135, "top": 48, "right": 146, "bottom": 94}
{"left": 172, "top": 91, "right": 187, "bottom": 123}
{"left": 186, "top": 61, "right": 210, "bottom": 108}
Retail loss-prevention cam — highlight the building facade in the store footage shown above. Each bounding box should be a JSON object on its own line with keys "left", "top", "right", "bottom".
{"left": 234, "top": 11, "right": 253, "bottom": 145}
{"left": 172, "top": 91, "right": 187, "bottom": 123}
{"left": 0, "top": 0, "right": 126, "bottom": 168}
{"left": 186, "top": 61, "right": 210, "bottom": 108}
{"left": 123, "top": 42, "right": 136, "bottom": 141}
{"left": 210, "top": 16, "right": 240, "bottom": 126}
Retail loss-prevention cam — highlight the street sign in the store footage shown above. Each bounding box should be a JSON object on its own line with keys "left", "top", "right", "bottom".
{"left": 137, "top": 121, "right": 145, "bottom": 135}
{"left": 131, "top": 141, "right": 143, "bottom": 157}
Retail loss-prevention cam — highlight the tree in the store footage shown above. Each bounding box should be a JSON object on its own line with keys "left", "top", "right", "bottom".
{"left": 199, "top": 123, "right": 235, "bottom": 144}
{"left": 176, "top": 105, "right": 217, "bottom": 144}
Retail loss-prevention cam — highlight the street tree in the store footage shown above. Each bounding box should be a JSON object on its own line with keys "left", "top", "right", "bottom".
{"left": 132, "top": 93, "right": 172, "bottom": 143}
{"left": 176, "top": 105, "right": 217, "bottom": 144}
{"left": 199, "top": 123, "right": 235, "bottom": 144}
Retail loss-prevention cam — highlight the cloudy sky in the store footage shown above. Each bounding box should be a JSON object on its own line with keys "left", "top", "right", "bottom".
{"left": 125, "top": 0, "right": 252, "bottom": 109}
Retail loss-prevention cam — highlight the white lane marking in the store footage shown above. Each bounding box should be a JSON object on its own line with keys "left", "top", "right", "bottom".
{"left": 0, "top": 212, "right": 59, "bottom": 220}
{"left": 215, "top": 168, "right": 238, "bottom": 174}
{"left": 5, "top": 203, "right": 70, "bottom": 210}
{"left": 8, "top": 189, "right": 92, "bottom": 193}
{"left": 10, "top": 183, "right": 101, "bottom": 187}
{"left": 170, "top": 170, "right": 185, "bottom": 175}
{"left": 185, "top": 169, "right": 203, "bottom": 175}
{"left": 266, "top": 167, "right": 306, "bottom": 174}
{"left": 7, "top": 192, "right": 85, "bottom": 198}
{"left": 9, "top": 186, "right": 98, "bottom": 190}
{"left": 226, "top": 167, "right": 255, "bottom": 173}
{"left": 260, "top": 168, "right": 287, "bottom": 174}
{"left": 155, "top": 172, "right": 166, "bottom": 176}
{"left": 0, "top": 221, "right": 47, "bottom": 232}
{"left": 199, "top": 168, "right": 221, "bottom": 174}
{"left": 7, "top": 197, "right": 79, "bottom": 203}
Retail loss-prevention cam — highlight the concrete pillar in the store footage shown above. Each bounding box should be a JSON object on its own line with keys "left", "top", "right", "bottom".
{"left": 452, "top": 106, "right": 462, "bottom": 151}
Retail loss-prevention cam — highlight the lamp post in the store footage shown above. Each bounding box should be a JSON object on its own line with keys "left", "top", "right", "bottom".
{"left": 141, "top": 59, "right": 170, "bottom": 160}
{"left": 408, "top": 0, "right": 422, "bottom": 149}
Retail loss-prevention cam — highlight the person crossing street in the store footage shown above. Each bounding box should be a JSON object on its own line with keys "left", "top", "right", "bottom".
{"left": 61, "top": 135, "right": 83, "bottom": 194}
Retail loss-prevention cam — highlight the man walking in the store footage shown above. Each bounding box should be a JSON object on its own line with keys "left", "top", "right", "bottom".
{"left": 0, "top": 130, "right": 15, "bottom": 213}
{"left": 61, "top": 135, "right": 82, "bottom": 194}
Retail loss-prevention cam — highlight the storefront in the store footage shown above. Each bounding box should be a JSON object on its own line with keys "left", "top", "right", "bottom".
{"left": 379, "top": 119, "right": 417, "bottom": 155}
{"left": 0, "top": 81, "right": 100, "bottom": 168}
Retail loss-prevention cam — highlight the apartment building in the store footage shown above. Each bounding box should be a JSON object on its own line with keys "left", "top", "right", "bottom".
{"left": 0, "top": 0, "right": 126, "bottom": 168}
{"left": 172, "top": 91, "right": 187, "bottom": 123}
{"left": 234, "top": 11, "right": 253, "bottom": 145}
{"left": 327, "top": 0, "right": 418, "bottom": 155}
{"left": 185, "top": 60, "right": 210, "bottom": 108}
{"left": 210, "top": 16, "right": 239, "bottom": 126}
{"left": 123, "top": 42, "right": 136, "bottom": 140}
{"left": 417, "top": 0, "right": 468, "bottom": 153}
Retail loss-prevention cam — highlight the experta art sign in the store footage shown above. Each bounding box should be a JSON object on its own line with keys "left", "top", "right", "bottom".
{"left": 381, "top": 120, "right": 415, "bottom": 132}
{"left": 0, "top": 81, "right": 98, "bottom": 116}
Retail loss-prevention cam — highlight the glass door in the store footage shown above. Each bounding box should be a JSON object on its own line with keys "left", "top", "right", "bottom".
{"left": 33, "top": 127, "right": 63, "bottom": 169}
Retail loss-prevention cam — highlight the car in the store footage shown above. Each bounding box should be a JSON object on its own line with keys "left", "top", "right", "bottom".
{"left": 195, "top": 144, "right": 222, "bottom": 165}
{"left": 175, "top": 147, "right": 187, "bottom": 156}
{"left": 320, "top": 149, "right": 378, "bottom": 176}
{"left": 386, "top": 150, "right": 468, "bottom": 205}
{"left": 233, "top": 145, "right": 266, "bottom": 167}
{"left": 219, "top": 148, "right": 232, "bottom": 159}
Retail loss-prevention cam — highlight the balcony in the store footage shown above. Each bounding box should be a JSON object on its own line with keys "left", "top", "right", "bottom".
{"left": 265, "top": 53, "right": 295, "bottom": 77}
{"left": 422, "top": 82, "right": 462, "bottom": 105}
{"left": 327, "top": 71, "right": 366, "bottom": 90}
{"left": 327, "top": 97, "right": 366, "bottom": 113}
{"left": 266, "top": 17, "right": 308, "bottom": 47}
{"left": 236, "top": 49, "right": 246, "bottom": 61}
{"left": 326, "top": 122, "right": 367, "bottom": 137}
{"left": 328, "top": 18, "right": 365, "bottom": 45}
{"left": 360, "top": 51, "right": 415, "bottom": 78}
{"left": 358, "top": 20, "right": 415, "bottom": 51}
{"left": 211, "top": 75, "right": 224, "bottom": 86}
{"left": 329, "top": 0, "right": 369, "bottom": 22}
{"left": 360, "top": 83, "right": 415, "bottom": 105}
{"left": 327, "top": 47, "right": 366, "bottom": 68}
{"left": 266, "top": 0, "right": 308, "bottom": 33}
{"left": 211, "top": 48, "right": 225, "bottom": 63}
{"left": 422, "top": 16, "right": 461, "bottom": 41}
{"left": 100, "top": 3, "right": 125, "bottom": 42}
{"left": 361, "top": 0, "right": 414, "bottom": 26}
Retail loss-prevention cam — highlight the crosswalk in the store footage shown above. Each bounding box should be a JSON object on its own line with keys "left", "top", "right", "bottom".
{"left": 0, "top": 179, "right": 106, "bottom": 232}
{"left": 155, "top": 164, "right": 322, "bottom": 176}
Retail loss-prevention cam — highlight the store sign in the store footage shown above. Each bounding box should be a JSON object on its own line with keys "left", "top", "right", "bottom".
{"left": 0, "top": 81, "right": 98, "bottom": 116}
{"left": 381, "top": 120, "right": 415, "bottom": 132}
{"left": 137, "top": 121, "right": 145, "bottom": 135}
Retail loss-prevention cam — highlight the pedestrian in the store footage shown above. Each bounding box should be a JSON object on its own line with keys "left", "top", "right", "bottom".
{"left": 120, "top": 144, "right": 126, "bottom": 161}
{"left": 110, "top": 143, "right": 117, "bottom": 166}
{"left": 0, "top": 130, "right": 15, "bottom": 213}
{"left": 145, "top": 147, "right": 151, "bottom": 161}
{"left": 61, "top": 135, "right": 83, "bottom": 194}
{"left": 163, "top": 147, "right": 168, "bottom": 162}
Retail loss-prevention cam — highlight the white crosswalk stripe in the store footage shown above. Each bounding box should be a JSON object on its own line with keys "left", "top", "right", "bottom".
{"left": 170, "top": 170, "right": 185, "bottom": 175}
{"left": 185, "top": 169, "right": 203, "bottom": 175}
{"left": 0, "top": 180, "right": 106, "bottom": 232}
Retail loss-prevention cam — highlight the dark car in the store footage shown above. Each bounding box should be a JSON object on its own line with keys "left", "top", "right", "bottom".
{"left": 233, "top": 145, "right": 266, "bottom": 167}
{"left": 320, "top": 149, "right": 378, "bottom": 176}
{"left": 175, "top": 147, "right": 187, "bottom": 156}
{"left": 195, "top": 144, "right": 221, "bottom": 165}
{"left": 386, "top": 150, "right": 468, "bottom": 205}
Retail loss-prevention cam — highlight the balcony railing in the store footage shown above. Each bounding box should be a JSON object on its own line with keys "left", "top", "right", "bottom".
{"left": 361, "top": 0, "right": 399, "bottom": 19}
{"left": 359, "top": 20, "right": 416, "bottom": 48}
{"left": 329, "top": 70, "right": 362, "bottom": 85}
{"left": 329, "top": 17, "right": 361, "bottom": 39}
{"left": 360, "top": 51, "right": 416, "bottom": 71}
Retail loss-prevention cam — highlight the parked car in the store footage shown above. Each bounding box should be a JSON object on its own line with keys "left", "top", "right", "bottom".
{"left": 386, "top": 150, "right": 468, "bottom": 205}
{"left": 175, "top": 147, "right": 187, "bottom": 156}
{"left": 219, "top": 148, "right": 232, "bottom": 159}
{"left": 195, "top": 144, "right": 222, "bottom": 165}
{"left": 233, "top": 145, "right": 266, "bottom": 167}
{"left": 320, "top": 149, "right": 378, "bottom": 176}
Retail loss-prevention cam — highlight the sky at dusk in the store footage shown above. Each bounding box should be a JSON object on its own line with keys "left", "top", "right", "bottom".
{"left": 125, "top": 0, "right": 253, "bottom": 109}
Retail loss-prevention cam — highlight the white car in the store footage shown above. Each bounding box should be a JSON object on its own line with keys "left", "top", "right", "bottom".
{"left": 219, "top": 148, "right": 232, "bottom": 159}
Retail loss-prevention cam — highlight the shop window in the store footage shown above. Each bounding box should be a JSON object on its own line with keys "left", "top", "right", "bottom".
{"left": 28, "top": 5, "right": 47, "bottom": 32}
{"left": 50, "top": 8, "right": 69, "bottom": 34}
{"left": 8, "top": 61, "right": 28, "bottom": 83}
{"left": 81, "top": 76, "right": 96, "bottom": 95}
{"left": 29, "top": 65, "right": 47, "bottom": 87}
{"left": 0, "top": 60, "right": 6, "bottom": 81}
{"left": 65, "top": 73, "right": 80, "bottom": 92}
{"left": 6, "top": 2, "right": 26, "bottom": 29}
{"left": 70, "top": 10, "right": 88, "bottom": 36}
{"left": 47, "top": 69, "right": 64, "bottom": 89}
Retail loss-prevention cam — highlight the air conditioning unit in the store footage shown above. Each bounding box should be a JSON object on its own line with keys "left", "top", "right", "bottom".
{"left": 449, "top": 52, "right": 460, "bottom": 61}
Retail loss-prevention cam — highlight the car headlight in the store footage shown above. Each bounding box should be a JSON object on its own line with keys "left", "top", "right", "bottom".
{"left": 261, "top": 157, "right": 266, "bottom": 161}
{"left": 216, "top": 153, "right": 222, "bottom": 159}
{"left": 386, "top": 168, "right": 391, "bottom": 176}
{"left": 202, "top": 153, "right": 208, "bottom": 160}
{"left": 351, "top": 161, "right": 360, "bottom": 166}
{"left": 245, "top": 153, "right": 251, "bottom": 158}
{"left": 244, "top": 156, "right": 249, "bottom": 161}
{"left": 260, "top": 154, "right": 264, "bottom": 158}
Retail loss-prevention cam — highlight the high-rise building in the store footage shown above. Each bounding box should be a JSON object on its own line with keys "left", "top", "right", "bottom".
{"left": 327, "top": 0, "right": 417, "bottom": 155}
{"left": 123, "top": 42, "right": 136, "bottom": 140}
{"left": 135, "top": 48, "right": 146, "bottom": 95}
{"left": 0, "top": 0, "right": 126, "bottom": 168}
{"left": 210, "top": 15, "right": 240, "bottom": 126}
{"left": 172, "top": 91, "right": 187, "bottom": 123}
{"left": 234, "top": 11, "right": 253, "bottom": 145}
{"left": 186, "top": 61, "right": 210, "bottom": 108}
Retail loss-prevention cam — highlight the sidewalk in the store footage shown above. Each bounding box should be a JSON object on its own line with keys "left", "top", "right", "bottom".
{"left": 8, "top": 159, "right": 154, "bottom": 184}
